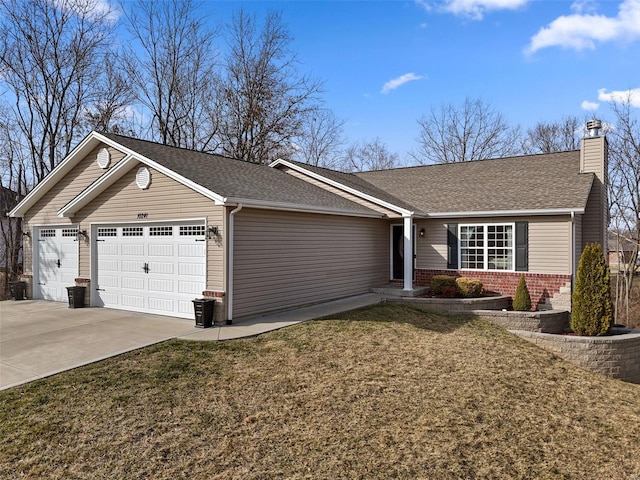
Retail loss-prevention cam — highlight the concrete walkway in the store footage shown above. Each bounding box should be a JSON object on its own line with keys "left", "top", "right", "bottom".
{"left": 0, "top": 293, "right": 381, "bottom": 390}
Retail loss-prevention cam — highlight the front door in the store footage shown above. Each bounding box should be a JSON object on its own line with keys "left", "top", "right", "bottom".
{"left": 391, "top": 225, "right": 415, "bottom": 280}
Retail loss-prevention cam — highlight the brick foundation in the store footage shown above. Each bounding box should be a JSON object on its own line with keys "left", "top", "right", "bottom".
{"left": 75, "top": 278, "right": 91, "bottom": 307}
{"left": 203, "top": 290, "right": 226, "bottom": 325}
{"left": 415, "top": 269, "right": 572, "bottom": 310}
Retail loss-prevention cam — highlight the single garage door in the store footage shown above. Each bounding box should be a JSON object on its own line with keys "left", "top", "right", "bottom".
{"left": 94, "top": 223, "right": 206, "bottom": 318}
{"left": 36, "top": 227, "right": 80, "bottom": 302}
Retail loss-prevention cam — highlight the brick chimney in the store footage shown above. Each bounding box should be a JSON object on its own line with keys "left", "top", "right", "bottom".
{"left": 580, "top": 120, "right": 608, "bottom": 253}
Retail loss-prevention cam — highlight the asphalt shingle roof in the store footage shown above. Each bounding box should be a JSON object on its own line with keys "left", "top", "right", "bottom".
{"left": 282, "top": 160, "right": 420, "bottom": 213}
{"left": 102, "top": 133, "right": 595, "bottom": 217}
{"left": 100, "top": 133, "right": 380, "bottom": 216}
{"left": 356, "top": 151, "right": 594, "bottom": 214}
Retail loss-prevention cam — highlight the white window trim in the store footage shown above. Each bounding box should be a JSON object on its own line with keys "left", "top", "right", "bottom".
{"left": 458, "top": 222, "right": 515, "bottom": 272}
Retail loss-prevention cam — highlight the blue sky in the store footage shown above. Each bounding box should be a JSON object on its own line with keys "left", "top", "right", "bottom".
{"left": 127, "top": 0, "right": 640, "bottom": 161}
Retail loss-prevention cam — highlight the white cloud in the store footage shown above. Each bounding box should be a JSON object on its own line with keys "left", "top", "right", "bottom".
{"left": 581, "top": 100, "right": 600, "bottom": 111}
{"left": 526, "top": 0, "right": 640, "bottom": 54}
{"left": 417, "top": 0, "right": 528, "bottom": 20}
{"left": 598, "top": 87, "right": 640, "bottom": 107}
{"left": 381, "top": 73, "right": 424, "bottom": 94}
{"left": 51, "top": 0, "right": 120, "bottom": 23}
{"left": 571, "top": 0, "right": 598, "bottom": 14}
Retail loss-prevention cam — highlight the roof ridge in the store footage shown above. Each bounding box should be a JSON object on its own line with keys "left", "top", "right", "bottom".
{"left": 98, "top": 131, "right": 255, "bottom": 165}
{"left": 358, "top": 149, "right": 581, "bottom": 174}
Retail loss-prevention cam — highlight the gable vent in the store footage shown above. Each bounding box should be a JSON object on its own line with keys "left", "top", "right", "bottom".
{"left": 97, "top": 147, "right": 111, "bottom": 169}
{"left": 136, "top": 167, "right": 151, "bottom": 190}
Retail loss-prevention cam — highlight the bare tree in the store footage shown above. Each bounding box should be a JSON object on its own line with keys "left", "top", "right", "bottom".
{"left": 412, "top": 97, "right": 521, "bottom": 164}
{"left": 83, "top": 54, "right": 138, "bottom": 135}
{"left": 122, "top": 0, "right": 221, "bottom": 151}
{"left": 522, "top": 116, "right": 583, "bottom": 154}
{"left": 292, "top": 108, "right": 345, "bottom": 168}
{"left": 341, "top": 138, "right": 400, "bottom": 172}
{"left": 0, "top": 0, "right": 116, "bottom": 182}
{"left": 608, "top": 97, "right": 640, "bottom": 324}
{"left": 218, "top": 9, "right": 322, "bottom": 163}
{"left": 0, "top": 107, "right": 28, "bottom": 296}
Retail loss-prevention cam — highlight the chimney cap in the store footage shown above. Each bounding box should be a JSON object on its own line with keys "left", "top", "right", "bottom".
{"left": 586, "top": 119, "right": 602, "bottom": 137}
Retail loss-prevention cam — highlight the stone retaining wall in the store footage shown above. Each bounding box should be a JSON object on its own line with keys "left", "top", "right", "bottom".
{"left": 386, "top": 295, "right": 510, "bottom": 313}
{"left": 457, "top": 310, "right": 569, "bottom": 334}
{"left": 515, "top": 329, "right": 640, "bottom": 384}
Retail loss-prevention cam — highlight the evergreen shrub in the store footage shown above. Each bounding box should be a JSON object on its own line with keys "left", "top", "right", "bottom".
{"left": 431, "top": 275, "right": 456, "bottom": 294}
{"left": 571, "top": 243, "right": 613, "bottom": 336}
{"left": 455, "top": 277, "right": 483, "bottom": 298}
{"left": 512, "top": 274, "right": 532, "bottom": 311}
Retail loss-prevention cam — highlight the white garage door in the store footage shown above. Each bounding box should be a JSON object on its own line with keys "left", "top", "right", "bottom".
{"left": 94, "top": 223, "right": 206, "bottom": 319}
{"left": 36, "top": 227, "right": 80, "bottom": 302}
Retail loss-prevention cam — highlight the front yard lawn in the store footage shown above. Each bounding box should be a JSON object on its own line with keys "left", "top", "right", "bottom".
{"left": 1, "top": 304, "right": 639, "bottom": 479}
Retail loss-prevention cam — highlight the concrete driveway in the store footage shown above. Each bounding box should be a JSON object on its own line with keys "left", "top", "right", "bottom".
{"left": 0, "top": 300, "right": 196, "bottom": 390}
{"left": 0, "top": 294, "right": 383, "bottom": 391}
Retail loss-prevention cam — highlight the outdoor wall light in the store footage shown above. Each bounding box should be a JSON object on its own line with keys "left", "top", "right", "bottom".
{"left": 22, "top": 231, "right": 31, "bottom": 238}
{"left": 207, "top": 226, "right": 219, "bottom": 239}
{"left": 77, "top": 229, "right": 88, "bottom": 241}
{"left": 419, "top": 228, "right": 426, "bottom": 238}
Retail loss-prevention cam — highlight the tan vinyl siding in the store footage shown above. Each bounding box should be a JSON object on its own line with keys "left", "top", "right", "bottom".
{"left": 580, "top": 136, "right": 607, "bottom": 248}
{"left": 416, "top": 215, "right": 572, "bottom": 274}
{"left": 232, "top": 209, "right": 388, "bottom": 319}
{"left": 416, "top": 220, "right": 448, "bottom": 270}
{"left": 24, "top": 144, "right": 126, "bottom": 227}
{"left": 529, "top": 216, "right": 571, "bottom": 273}
{"left": 74, "top": 165, "right": 224, "bottom": 291}
{"left": 281, "top": 166, "right": 400, "bottom": 217}
{"left": 22, "top": 144, "right": 127, "bottom": 273}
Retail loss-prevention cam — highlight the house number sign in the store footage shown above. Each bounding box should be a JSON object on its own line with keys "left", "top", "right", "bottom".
{"left": 137, "top": 213, "right": 148, "bottom": 219}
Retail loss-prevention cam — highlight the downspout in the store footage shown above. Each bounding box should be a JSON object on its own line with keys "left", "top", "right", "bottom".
{"left": 570, "top": 211, "right": 575, "bottom": 292}
{"left": 227, "top": 203, "right": 243, "bottom": 324}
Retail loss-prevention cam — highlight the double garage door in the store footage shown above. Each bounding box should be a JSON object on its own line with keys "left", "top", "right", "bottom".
{"left": 94, "top": 223, "right": 207, "bottom": 319}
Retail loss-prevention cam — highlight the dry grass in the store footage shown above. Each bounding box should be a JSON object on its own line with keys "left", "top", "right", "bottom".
{"left": 1, "top": 304, "right": 640, "bottom": 479}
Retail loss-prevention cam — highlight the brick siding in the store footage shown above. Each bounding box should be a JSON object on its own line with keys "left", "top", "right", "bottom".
{"left": 415, "top": 269, "right": 572, "bottom": 310}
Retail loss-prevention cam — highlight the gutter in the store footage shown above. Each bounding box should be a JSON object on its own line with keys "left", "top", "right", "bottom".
{"left": 226, "top": 203, "right": 243, "bottom": 324}
{"left": 427, "top": 208, "right": 585, "bottom": 218}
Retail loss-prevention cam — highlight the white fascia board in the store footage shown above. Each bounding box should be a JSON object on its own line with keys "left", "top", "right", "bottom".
{"left": 8, "top": 132, "right": 105, "bottom": 217}
{"left": 427, "top": 208, "right": 584, "bottom": 218}
{"left": 57, "top": 154, "right": 137, "bottom": 217}
{"left": 270, "top": 159, "right": 413, "bottom": 217}
{"left": 224, "top": 197, "right": 385, "bottom": 218}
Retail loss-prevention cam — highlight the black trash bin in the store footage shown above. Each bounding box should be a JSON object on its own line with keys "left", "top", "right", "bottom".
{"left": 9, "top": 281, "right": 26, "bottom": 300}
{"left": 66, "top": 286, "right": 86, "bottom": 308}
{"left": 193, "top": 298, "right": 215, "bottom": 328}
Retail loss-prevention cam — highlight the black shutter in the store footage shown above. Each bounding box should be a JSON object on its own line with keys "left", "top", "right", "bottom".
{"left": 447, "top": 223, "right": 458, "bottom": 269}
{"left": 515, "top": 221, "right": 528, "bottom": 271}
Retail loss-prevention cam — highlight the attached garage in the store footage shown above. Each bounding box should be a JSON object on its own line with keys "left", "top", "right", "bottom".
{"left": 10, "top": 131, "right": 409, "bottom": 324}
{"left": 92, "top": 222, "right": 206, "bottom": 319}
{"left": 35, "top": 226, "right": 79, "bottom": 302}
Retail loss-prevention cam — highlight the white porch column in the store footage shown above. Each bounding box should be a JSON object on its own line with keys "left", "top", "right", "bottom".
{"left": 403, "top": 215, "right": 413, "bottom": 291}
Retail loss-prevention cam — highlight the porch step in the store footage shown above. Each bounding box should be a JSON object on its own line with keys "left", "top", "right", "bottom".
{"left": 371, "top": 286, "right": 430, "bottom": 297}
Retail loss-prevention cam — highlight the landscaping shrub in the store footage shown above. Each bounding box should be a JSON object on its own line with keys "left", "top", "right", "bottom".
{"left": 431, "top": 275, "right": 456, "bottom": 295}
{"left": 455, "top": 277, "right": 483, "bottom": 298}
{"left": 512, "top": 274, "right": 532, "bottom": 311}
{"left": 571, "top": 243, "right": 613, "bottom": 336}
